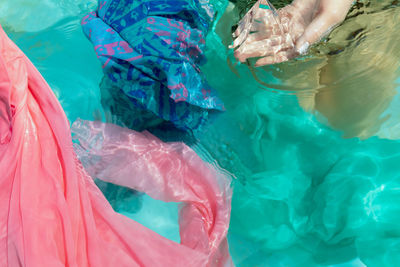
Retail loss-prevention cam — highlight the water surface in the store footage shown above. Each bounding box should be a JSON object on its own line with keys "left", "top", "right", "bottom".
{"left": 2, "top": 0, "right": 400, "bottom": 266}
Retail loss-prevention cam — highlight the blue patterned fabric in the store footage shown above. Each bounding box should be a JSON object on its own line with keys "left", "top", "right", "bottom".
{"left": 82, "top": 0, "right": 224, "bottom": 131}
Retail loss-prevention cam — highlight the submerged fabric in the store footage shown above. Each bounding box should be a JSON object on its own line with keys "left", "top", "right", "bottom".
{"left": 0, "top": 25, "right": 232, "bottom": 266}
{"left": 82, "top": 0, "right": 224, "bottom": 132}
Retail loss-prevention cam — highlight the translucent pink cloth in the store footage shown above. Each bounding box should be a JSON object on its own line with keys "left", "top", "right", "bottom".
{"left": 0, "top": 26, "right": 232, "bottom": 267}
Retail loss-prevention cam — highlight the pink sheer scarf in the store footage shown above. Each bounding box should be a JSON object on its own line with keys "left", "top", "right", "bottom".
{"left": 0, "top": 26, "right": 232, "bottom": 266}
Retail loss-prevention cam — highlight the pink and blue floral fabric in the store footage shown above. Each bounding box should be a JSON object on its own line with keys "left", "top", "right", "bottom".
{"left": 82, "top": 0, "right": 224, "bottom": 131}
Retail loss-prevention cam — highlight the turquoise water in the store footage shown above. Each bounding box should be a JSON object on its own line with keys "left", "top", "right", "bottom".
{"left": 2, "top": 1, "right": 400, "bottom": 266}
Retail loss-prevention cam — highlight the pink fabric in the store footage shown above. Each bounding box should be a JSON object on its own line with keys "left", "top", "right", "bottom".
{"left": 0, "top": 26, "right": 232, "bottom": 267}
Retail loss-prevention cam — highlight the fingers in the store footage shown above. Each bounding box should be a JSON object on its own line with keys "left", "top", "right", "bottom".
{"left": 294, "top": 13, "right": 332, "bottom": 54}
{"left": 245, "top": 28, "right": 273, "bottom": 43}
{"left": 295, "top": 0, "right": 353, "bottom": 54}
{"left": 230, "top": 9, "right": 256, "bottom": 49}
{"left": 230, "top": 0, "right": 301, "bottom": 64}
{"left": 233, "top": 14, "right": 251, "bottom": 38}
{"left": 231, "top": 8, "right": 274, "bottom": 49}
{"left": 234, "top": 44, "right": 275, "bottom": 63}
{"left": 232, "top": 12, "right": 251, "bottom": 38}
{"left": 230, "top": 28, "right": 249, "bottom": 49}
{"left": 231, "top": 10, "right": 280, "bottom": 49}
{"left": 254, "top": 55, "right": 284, "bottom": 66}
{"left": 254, "top": 50, "right": 297, "bottom": 66}
{"left": 232, "top": 4, "right": 258, "bottom": 38}
{"left": 234, "top": 35, "right": 291, "bottom": 62}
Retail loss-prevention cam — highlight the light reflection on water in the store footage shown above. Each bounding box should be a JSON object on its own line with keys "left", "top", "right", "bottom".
{"left": 2, "top": 1, "right": 400, "bottom": 266}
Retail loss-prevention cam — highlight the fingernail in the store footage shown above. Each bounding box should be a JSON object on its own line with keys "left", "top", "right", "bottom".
{"left": 296, "top": 42, "right": 309, "bottom": 55}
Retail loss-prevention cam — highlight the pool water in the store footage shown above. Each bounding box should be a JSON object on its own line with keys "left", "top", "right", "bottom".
{"left": 2, "top": 0, "right": 400, "bottom": 266}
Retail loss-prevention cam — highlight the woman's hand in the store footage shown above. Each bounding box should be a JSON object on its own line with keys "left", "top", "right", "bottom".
{"left": 231, "top": 0, "right": 354, "bottom": 66}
